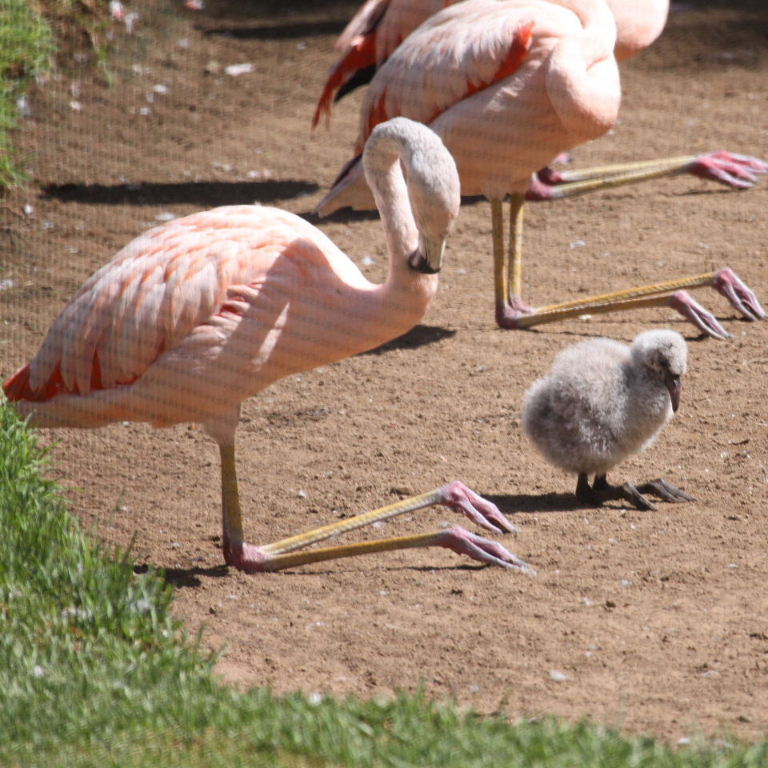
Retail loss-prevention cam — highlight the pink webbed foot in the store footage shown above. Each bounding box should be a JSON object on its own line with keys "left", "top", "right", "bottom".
{"left": 437, "top": 480, "right": 518, "bottom": 533}
{"left": 688, "top": 151, "right": 768, "bottom": 189}
{"left": 667, "top": 290, "right": 731, "bottom": 340}
{"left": 435, "top": 525, "right": 534, "bottom": 573}
{"left": 712, "top": 267, "right": 766, "bottom": 321}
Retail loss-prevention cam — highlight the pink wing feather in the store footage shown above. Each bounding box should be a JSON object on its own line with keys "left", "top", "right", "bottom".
{"left": 313, "top": 0, "right": 447, "bottom": 128}
{"left": 353, "top": 2, "right": 535, "bottom": 152}
{"left": 4, "top": 207, "right": 328, "bottom": 403}
{"left": 334, "top": 0, "right": 443, "bottom": 59}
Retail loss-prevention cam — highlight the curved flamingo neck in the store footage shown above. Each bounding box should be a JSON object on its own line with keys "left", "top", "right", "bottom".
{"left": 611, "top": 0, "right": 669, "bottom": 61}
{"left": 363, "top": 127, "right": 420, "bottom": 265}
{"left": 546, "top": 0, "right": 621, "bottom": 141}
{"left": 358, "top": 124, "right": 441, "bottom": 335}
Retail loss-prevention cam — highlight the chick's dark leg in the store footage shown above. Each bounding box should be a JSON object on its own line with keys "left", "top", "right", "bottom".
{"left": 578, "top": 474, "right": 693, "bottom": 511}
{"left": 575, "top": 473, "right": 597, "bottom": 505}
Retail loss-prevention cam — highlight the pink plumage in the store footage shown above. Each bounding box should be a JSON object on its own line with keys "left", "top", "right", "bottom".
{"left": 312, "top": 0, "right": 664, "bottom": 127}
{"left": 6, "top": 205, "right": 395, "bottom": 430}
{"left": 316, "top": 0, "right": 765, "bottom": 335}
{"left": 4, "top": 119, "right": 530, "bottom": 574}
{"left": 318, "top": 0, "right": 620, "bottom": 209}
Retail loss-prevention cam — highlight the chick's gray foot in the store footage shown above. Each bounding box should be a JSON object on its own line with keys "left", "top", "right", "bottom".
{"left": 576, "top": 474, "right": 694, "bottom": 512}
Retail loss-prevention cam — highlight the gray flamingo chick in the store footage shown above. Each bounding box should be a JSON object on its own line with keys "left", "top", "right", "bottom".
{"left": 522, "top": 329, "right": 693, "bottom": 510}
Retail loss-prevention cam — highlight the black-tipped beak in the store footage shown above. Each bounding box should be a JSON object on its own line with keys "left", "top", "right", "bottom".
{"left": 408, "top": 249, "right": 441, "bottom": 274}
{"left": 665, "top": 373, "right": 682, "bottom": 412}
{"left": 408, "top": 237, "right": 444, "bottom": 274}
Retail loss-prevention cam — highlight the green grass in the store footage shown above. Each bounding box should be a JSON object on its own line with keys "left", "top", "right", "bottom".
{"left": 0, "top": 0, "right": 55, "bottom": 187}
{"left": 0, "top": 0, "right": 117, "bottom": 189}
{"left": 2, "top": 5, "right": 766, "bottom": 765}
{"left": 2, "top": 401, "right": 768, "bottom": 766}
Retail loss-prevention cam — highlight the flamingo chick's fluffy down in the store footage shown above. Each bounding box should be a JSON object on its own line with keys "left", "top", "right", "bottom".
{"left": 522, "top": 329, "right": 690, "bottom": 508}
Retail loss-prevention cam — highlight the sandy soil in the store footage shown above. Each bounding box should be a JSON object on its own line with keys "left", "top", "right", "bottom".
{"left": 2, "top": 0, "right": 767, "bottom": 744}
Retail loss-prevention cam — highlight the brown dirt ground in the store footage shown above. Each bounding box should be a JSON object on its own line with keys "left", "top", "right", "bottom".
{"left": 2, "top": 0, "right": 767, "bottom": 745}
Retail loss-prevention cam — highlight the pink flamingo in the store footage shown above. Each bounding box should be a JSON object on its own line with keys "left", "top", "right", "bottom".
{"left": 3, "top": 118, "right": 530, "bottom": 574}
{"left": 316, "top": 0, "right": 765, "bottom": 337}
{"left": 314, "top": 0, "right": 670, "bottom": 122}
{"left": 314, "top": 0, "right": 764, "bottom": 196}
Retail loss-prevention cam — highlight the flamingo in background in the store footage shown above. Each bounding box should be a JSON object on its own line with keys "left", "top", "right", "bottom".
{"left": 314, "top": 0, "right": 765, "bottom": 198}
{"left": 316, "top": 0, "right": 765, "bottom": 337}
{"left": 3, "top": 118, "right": 530, "bottom": 575}
{"left": 314, "top": 0, "right": 672, "bottom": 120}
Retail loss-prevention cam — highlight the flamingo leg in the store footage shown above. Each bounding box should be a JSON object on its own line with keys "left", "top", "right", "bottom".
{"left": 220, "top": 442, "right": 246, "bottom": 564}
{"left": 523, "top": 291, "right": 734, "bottom": 340}
{"left": 492, "top": 149, "right": 767, "bottom": 334}
{"left": 503, "top": 270, "right": 765, "bottom": 339}
{"left": 495, "top": 188, "right": 765, "bottom": 337}
{"left": 549, "top": 156, "right": 702, "bottom": 182}
{"left": 491, "top": 199, "right": 508, "bottom": 322}
{"left": 527, "top": 152, "right": 768, "bottom": 201}
{"left": 218, "top": 446, "right": 531, "bottom": 573}
{"left": 493, "top": 195, "right": 532, "bottom": 327}
{"left": 242, "top": 527, "right": 533, "bottom": 573}
{"left": 258, "top": 482, "right": 517, "bottom": 553}
{"left": 508, "top": 193, "right": 524, "bottom": 301}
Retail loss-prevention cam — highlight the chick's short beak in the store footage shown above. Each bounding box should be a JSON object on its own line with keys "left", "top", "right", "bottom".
{"left": 665, "top": 373, "right": 682, "bottom": 412}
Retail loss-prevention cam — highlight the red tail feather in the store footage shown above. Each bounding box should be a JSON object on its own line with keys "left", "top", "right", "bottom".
{"left": 312, "top": 33, "right": 379, "bottom": 129}
{"left": 3, "top": 364, "right": 33, "bottom": 401}
{"left": 3, "top": 351, "right": 109, "bottom": 403}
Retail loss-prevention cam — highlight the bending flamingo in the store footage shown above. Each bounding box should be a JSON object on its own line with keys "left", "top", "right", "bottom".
{"left": 314, "top": 0, "right": 763, "bottom": 195}
{"left": 314, "top": 0, "right": 674, "bottom": 119}
{"left": 316, "top": 0, "right": 765, "bottom": 337}
{"left": 3, "top": 118, "right": 530, "bottom": 574}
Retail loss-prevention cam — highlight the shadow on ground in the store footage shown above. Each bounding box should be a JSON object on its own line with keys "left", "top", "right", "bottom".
{"left": 42, "top": 179, "right": 318, "bottom": 207}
